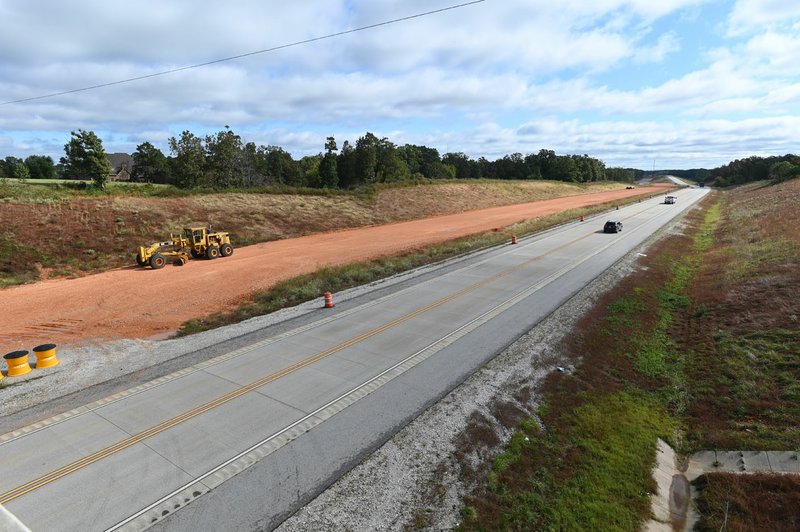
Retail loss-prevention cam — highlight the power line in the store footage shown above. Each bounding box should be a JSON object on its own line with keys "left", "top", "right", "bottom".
{"left": 1, "top": 0, "right": 485, "bottom": 106}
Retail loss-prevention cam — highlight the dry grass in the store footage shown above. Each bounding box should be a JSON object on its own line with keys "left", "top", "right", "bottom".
{"left": 693, "top": 473, "right": 800, "bottom": 532}
{"left": 681, "top": 179, "right": 800, "bottom": 451}
{"left": 374, "top": 180, "right": 625, "bottom": 221}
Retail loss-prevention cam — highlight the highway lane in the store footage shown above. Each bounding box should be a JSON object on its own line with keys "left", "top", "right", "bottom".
{"left": 0, "top": 188, "right": 709, "bottom": 531}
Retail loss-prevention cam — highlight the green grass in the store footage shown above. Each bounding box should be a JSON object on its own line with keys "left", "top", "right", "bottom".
{"left": 462, "top": 393, "right": 675, "bottom": 531}
{"left": 687, "top": 328, "right": 800, "bottom": 450}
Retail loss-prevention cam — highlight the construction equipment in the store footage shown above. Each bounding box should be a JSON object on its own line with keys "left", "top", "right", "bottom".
{"left": 136, "top": 225, "right": 233, "bottom": 269}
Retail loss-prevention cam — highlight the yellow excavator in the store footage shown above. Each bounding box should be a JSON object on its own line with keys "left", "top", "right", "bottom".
{"left": 136, "top": 225, "right": 233, "bottom": 269}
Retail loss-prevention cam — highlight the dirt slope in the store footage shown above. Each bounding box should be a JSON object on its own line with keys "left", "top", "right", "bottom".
{"left": 0, "top": 186, "right": 666, "bottom": 348}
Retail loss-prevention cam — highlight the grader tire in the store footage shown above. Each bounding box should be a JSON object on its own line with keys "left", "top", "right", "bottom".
{"left": 135, "top": 253, "right": 146, "bottom": 266}
{"left": 220, "top": 243, "right": 233, "bottom": 257}
{"left": 190, "top": 249, "right": 202, "bottom": 259}
{"left": 149, "top": 253, "right": 167, "bottom": 269}
{"left": 205, "top": 245, "right": 220, "bottom": 259}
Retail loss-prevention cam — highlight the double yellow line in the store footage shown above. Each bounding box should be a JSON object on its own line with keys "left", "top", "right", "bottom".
{"left": 0, "top": 228, "right": 593, "bottom": 505}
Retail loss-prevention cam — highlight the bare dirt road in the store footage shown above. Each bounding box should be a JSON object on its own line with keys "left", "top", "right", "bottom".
{"left": 0, "top": 186, "right": 668, "bottom": 348}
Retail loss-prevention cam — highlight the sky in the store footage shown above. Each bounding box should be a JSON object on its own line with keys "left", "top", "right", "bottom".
{"left": 1, "top": 0, "right": 798, "bottom": 170}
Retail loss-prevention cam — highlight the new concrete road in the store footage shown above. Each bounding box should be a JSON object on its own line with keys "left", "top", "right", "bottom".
{"left": 0, "top": 187, "right": 709, "bottom": 531}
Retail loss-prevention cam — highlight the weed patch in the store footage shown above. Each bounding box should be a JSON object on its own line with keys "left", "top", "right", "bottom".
{"left": 693, "top": 473, "right": 800, "bottom": 532}
{"left": 460, "top": 393, "right": 674, "bottom": 531}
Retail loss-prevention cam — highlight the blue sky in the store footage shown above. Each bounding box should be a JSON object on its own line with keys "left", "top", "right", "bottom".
{"left": 1, "top": 0, "right": 799, "bottom": 169}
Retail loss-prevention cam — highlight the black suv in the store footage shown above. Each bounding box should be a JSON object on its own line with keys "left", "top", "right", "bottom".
{"left": 604, "top": 220, "right": 623, "bottom": 233}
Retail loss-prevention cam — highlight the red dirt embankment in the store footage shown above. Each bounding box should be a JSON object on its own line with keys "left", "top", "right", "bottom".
{"left": 0, "top": 186, "right": 667, "bottom": 348}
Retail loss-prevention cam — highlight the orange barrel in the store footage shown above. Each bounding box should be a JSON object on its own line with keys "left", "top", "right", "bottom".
{"left": 511, "top": 235, "right": 517, "bottom": 245}
{"left": 4, "top": 350, "right": 31, "bottom": 377}
{"left": 324, "top": 292, "right": 334, "bottom": 308}
{"left": 33, "top": 343, "right": 59, "bottom": 369}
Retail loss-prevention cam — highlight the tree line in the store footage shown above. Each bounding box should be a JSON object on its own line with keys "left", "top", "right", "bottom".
{"left": 1, "top": 128, "right": 632, "bottom": 190}
{"left": 708, "top": 154, "right": 800, "bottom": 186}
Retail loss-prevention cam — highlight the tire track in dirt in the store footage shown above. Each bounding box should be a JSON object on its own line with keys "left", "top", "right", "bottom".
{"left": 0, "top": 187, "right": 669, "bottom": 348}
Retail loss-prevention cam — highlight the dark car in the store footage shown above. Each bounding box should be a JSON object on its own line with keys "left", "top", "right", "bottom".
{"left": 604, "top": 220, "right": 623, "bottom": 233}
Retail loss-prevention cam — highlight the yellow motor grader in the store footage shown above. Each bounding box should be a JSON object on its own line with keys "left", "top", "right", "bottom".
{"left": 136, "top": 225, "right": 233, "bottom": 269}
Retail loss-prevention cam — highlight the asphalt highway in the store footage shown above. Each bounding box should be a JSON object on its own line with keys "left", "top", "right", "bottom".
{"left": 0, "top": 187, "right": 709, "bottom": 531}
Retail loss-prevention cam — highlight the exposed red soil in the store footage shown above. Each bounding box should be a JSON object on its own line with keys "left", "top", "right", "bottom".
{"left": 0, "top": 186, "right": 668, "bottom": 348}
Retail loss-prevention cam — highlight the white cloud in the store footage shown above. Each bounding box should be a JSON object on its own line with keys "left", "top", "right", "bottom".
{"left": 727, "top": 0, "right": 800, "bottom": 36}
{"left": 634, "top": 32, "right": 680, "bottom": 63}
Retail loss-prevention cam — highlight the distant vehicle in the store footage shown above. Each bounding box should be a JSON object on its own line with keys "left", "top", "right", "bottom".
{"left": 626, "top": 186, "right": 635, "bottom": 189}
{"left": 699, "top": 182, "right": 705, "bottom": 187}
{"left": 664, "top": 195, "right": 676, "bottom": 204}
{"left": 604, "top": 220, "right": 623, "bottom": 233}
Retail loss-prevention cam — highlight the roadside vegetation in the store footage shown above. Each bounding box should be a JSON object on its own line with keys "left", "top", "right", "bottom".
{"left": 457, "top": 177, "right": 800, "bottom": 530}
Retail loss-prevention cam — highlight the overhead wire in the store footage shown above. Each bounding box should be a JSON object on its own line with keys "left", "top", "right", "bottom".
{"left": 1, "top": 0, "right": 486, "bottom": 106}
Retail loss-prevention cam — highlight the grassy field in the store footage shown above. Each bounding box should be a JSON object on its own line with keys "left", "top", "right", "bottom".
{"left": 458, "top": 178, "right": 800, "bottom": 530}
{"left": 0, "top": 179, "right": 632, "bottom": 288}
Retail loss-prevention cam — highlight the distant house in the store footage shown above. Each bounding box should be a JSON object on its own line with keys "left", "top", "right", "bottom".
{"left": 107, "top": 153, "right": 134, "bottom": 181}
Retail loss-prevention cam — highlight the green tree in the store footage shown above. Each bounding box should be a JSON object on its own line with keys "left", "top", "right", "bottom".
{"left": 60, "top": 129, "right": 112, "bottom": 188}
{"left": 13, "top": 162, "right": 30, "bottom": 181}
{"left": 168, "top": 131, "right": 208, "bottom": 188}
{"left": 355, "top": 132, "right": 379, "bottom": 185}
{"left": 299, "top": 155, "right": 321, "bottom": 187}
{"left": 131, "top": 142, "right": 171, "bottom": 183}
{"left": 240, "top": 142, "right": 270, "bottom": 187}
{"left": 769, "top": 160, "right": 799, "bottom": 184}
{"left": 336, "top": 140, "right": 358, "bottom": 188}
{"left": 375, "top": 137, "right": 409, "bottom": 182}
{"left": 205, "top": 127, "right": 244, "bottom": 188}
{"left": 1, "top": 156, "right": 23, "bottom": 179}
{"left": 399, "top": 144, "right": 447, "bottom": 179}
{"left": 549, "top": 156, "right": 578, "bottom": 181}
{"left": 24, "top": 155, "right": 57, "bottom": 179}
{"left": 319, "top": 136, "right": 339, "bottom": 188}
{"left": 443, "top": 152, "right": 480, "bottom": 179}
{"left": 264, "top": 146, "right": 301, "bottom": 186}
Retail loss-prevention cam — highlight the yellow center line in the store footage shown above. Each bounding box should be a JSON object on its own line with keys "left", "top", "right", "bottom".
{"left": 0, "top": 205, "right": 655, "bottom": 505}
